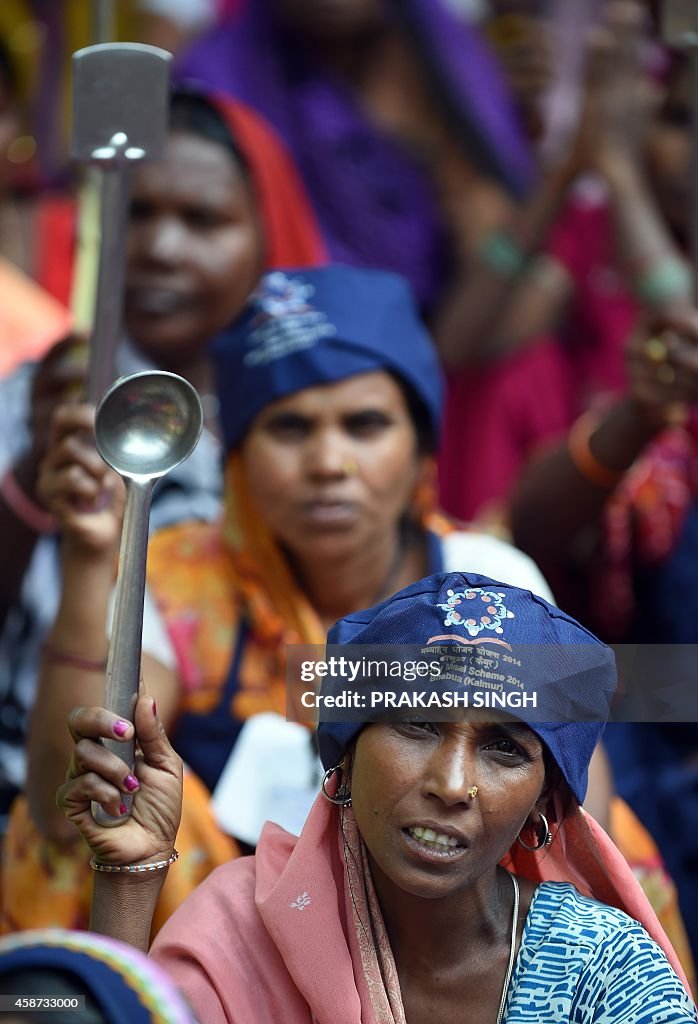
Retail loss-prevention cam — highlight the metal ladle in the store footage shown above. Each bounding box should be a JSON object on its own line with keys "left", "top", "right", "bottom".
{"left": 92, "top": 370, "right": 203, "bottom": 826}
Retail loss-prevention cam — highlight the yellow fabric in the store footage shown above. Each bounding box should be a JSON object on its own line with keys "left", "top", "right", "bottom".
{"left": 1, "top": 772, "right": 236, "bottom": 938}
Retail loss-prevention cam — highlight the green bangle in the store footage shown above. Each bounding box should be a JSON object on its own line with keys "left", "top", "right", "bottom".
{"left": 477, "top": 229, "right": 526, "bottom": 279}
{"left": 634, "top": 257, "right": 692, "bottom": 307}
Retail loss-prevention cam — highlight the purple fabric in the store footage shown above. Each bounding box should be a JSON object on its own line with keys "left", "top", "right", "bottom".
{"left": 177, "top": 0, "right": 533, "bottom": 311}
{"left": 399, "top": 0, "right": 534, "bottom": 194}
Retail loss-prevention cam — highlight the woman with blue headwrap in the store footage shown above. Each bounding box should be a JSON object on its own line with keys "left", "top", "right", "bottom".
{"left": 3, "top": 264, "right": 552, "bottom": 939}
{"left": 57, "top": 571, "right": 695, "bottom": 1022}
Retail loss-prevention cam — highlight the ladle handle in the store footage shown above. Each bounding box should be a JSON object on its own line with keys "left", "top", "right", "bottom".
{"left": 86, "top": 165, "right": 131, "bottom": 404}
{"left": 92, "top": 476, "right": 153, "bottom": 827}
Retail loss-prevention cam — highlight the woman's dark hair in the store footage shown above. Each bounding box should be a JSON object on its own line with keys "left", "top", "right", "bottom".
{"left": 541, "top": 744, "right": 574, "bottom": 823}
{"left": 389, "top": 372, "right": 437, "bottom": 455}
{"left": 169, "top": 86, "right": 251, "bottom": 179}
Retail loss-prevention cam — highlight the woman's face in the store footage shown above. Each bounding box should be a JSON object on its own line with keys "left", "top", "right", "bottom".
{"left": 125, "top": 131, "right": 264, "bottom": 368}
{"left": 239, "top": 371, "right": 425, "bottom": 561}
{"left": 645, "top": 65, "right": 691, "bottom": 248}
{"left": 350, "top": 718, "right": 547, "bottom": 901}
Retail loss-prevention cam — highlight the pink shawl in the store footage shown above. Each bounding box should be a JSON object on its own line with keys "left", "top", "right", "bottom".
{"left": 150, "top": 792, "right": 691, "bottom": 1023}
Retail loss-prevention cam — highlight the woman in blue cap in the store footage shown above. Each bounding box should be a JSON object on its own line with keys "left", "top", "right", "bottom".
{"left": 57, "top": 571, "right": 695, "bottom": 1022}
{"left": 5, "top": 264, "right": 552, "bottom": 938}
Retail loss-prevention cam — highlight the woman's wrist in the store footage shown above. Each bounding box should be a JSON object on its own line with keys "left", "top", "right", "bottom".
{"left": 625, "top": 393, "right": 688, "bottom": 433}
{"left": 593, "top": 397, "right": 666, "bottom": 467}
{"left": 48, "top": 583, "right": 112, "bottom": 666}
{"left": 568, "top": 398, "right": 664, "bottom": 490}
{"left": 601, "top": 155, "right": 692, "bottom": 310}
{"left": 90, "top": 867, "right": 168, "bottom": 951}
{"left": 594, "top": 147, "right": 640, "bottom": 189}
{"left": 62, "top": 532, "right": 119, "bottom": 571}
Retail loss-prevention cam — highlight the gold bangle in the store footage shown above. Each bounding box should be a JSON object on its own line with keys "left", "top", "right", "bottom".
{"left": 568, "top": 412, "right": 625, "bottom": 490}
{"left": 90, "top": 849, "right": 178, "bottom": 873}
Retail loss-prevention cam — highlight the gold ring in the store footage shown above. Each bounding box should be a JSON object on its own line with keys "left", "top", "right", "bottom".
{"left": 643, "top": 336, "right": 669, "bottom": 364}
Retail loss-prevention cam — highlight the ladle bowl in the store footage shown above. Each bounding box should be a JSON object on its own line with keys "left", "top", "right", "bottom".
{"left": 95, "top": 370, "right": 202, "bottom": 479}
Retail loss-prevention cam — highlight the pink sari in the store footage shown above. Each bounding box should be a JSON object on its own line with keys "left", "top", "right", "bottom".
{"left": 150, "top": 786, "right": 691, "bottom": 1023}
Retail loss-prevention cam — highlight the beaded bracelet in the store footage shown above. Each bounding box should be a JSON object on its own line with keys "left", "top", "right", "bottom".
{"left": 568, "top": 412, "right": 625, "bottom": 490}
{"left": 90, "top": 849, "right": 179, "bottom": 873}
{"left": 0, "top": 469, "right": 57, "bottom": 534}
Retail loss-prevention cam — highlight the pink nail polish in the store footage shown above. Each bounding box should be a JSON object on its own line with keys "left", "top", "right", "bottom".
{"left": 124, "top": 774, "right": 139, "bottom": 792}
{"left": 119, "top": 802, "right": 128, "bottom": 815}
{"left": 113, "top": 721, "right": 129, "bottom": 737}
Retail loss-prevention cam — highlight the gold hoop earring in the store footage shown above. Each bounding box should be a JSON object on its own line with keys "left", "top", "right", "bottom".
{"left": 516, "top": 812, "right": 552, "bottom": 852}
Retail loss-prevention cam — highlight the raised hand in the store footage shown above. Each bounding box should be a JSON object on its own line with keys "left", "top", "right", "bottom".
{"left": 568, "top": 1, "right": 653, "bottom": 178}
{"left": 57, "top": 695, "right": 182, "bottom": 867}
{"left": 37, "top": 403, "right": 125, "bottom": 554}
{"left": 627, "top": 310, "right": 698, "bottom": 426}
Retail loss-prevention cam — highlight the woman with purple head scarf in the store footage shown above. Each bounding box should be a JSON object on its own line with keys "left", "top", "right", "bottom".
{"left": 177, "top": 0, "right": 534, "bottom": 312}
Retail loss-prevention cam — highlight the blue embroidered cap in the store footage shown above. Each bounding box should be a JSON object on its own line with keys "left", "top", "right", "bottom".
{"left": 212, "top": 264, "right": 443, "bottom": 451}
{"left": 0, "top": 928, "right": 195, "bottom": 1023}
{"left": 317, "top": 572, "right": 617, "bottom": 804}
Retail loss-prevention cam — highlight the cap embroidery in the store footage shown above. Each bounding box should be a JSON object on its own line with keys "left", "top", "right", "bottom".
{"left": 436, "top": 588, "right": 515, "bottom": 637}
{"left": 255, "top": 272, "right": 315, "bottom": 317}
{"left": 243, "top": 272, "right": 336, "bottom": 367}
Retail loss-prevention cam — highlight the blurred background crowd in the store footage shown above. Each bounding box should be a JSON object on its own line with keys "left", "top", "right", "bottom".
{"left": 1, "top": 0, "right": 698, "bottom": 999}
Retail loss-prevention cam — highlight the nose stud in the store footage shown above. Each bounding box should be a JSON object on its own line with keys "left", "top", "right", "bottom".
{"left": 343, "top": 457, "right": 359, "bottom": 476}
{"left": 468, "top": 785, "right": 478, "bottom": 799}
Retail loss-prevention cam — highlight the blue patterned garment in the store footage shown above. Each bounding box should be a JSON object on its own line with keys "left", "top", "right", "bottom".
{"left": 504, "top": 882, "right": 696, "bottom": 1022}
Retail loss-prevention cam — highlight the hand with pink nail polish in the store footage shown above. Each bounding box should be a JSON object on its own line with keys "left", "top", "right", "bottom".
{"left": 57, "top": 696, "right": 182, "bottom": 868}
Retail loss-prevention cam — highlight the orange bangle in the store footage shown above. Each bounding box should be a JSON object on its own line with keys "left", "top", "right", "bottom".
{"left": 568, "top": 412, "right": 625, "bottom": 490}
